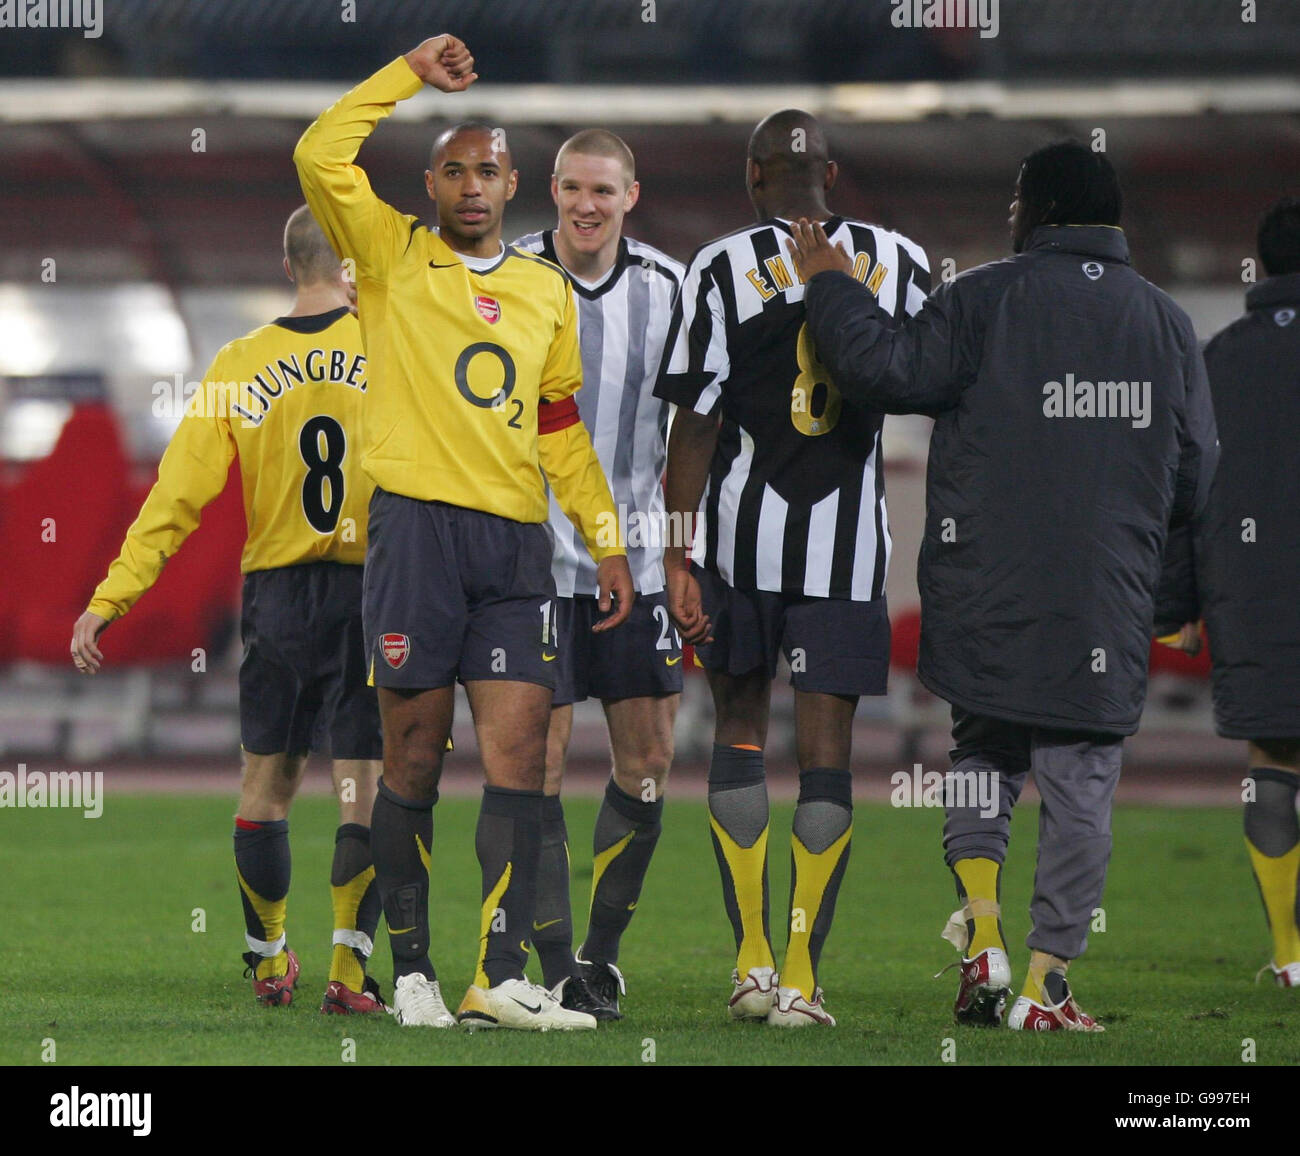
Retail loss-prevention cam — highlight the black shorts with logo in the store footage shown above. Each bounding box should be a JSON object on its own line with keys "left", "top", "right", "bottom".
{"left": 692, "top": 563, "right": 890, "bottom": 697}
{"left": 551, "top": 590, "right": 685, "bottom": 707}
{"left": 363, "top": 488, "right": 558, "bottom": 691}
{"left": 239, "top": 561, "right": 382, "bottom": 758}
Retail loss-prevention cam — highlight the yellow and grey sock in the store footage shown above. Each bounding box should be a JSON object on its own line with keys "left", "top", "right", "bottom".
{"left": 533, "top": 795, "right": 578, "bottom": 990}
{"left": 1244, "top": 767, "right": 1300, "bottom": 967}
{"left": 329, "top": 822, "right": 379, "bottom": 991}
{"left": 952, "top": 856, "right": 1005, "bottom": 957}
{"left": 583, "top": 777, "right": 664, "bottom": 966}
{"left": 371, "top": 777, "right": 436, "bottom": 985}
{"left": 234, "top": 816, "right": 290, "bottom": 979}
{"left": 474, "top": 786, "right": 543, "bottom": 989}
{"left": 1022, "top": 950, "right": 1070, "bottom": 1005}
{"left": 782, "top": 768, "right": 852, "bottom": 1000}
{"left": 708, "top": 744, "right": 775, "bottom": 976}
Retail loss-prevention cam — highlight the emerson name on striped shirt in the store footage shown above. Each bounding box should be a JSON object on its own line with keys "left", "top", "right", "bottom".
{"left": 656, "top": 213, "right": 929, "bottom": 600}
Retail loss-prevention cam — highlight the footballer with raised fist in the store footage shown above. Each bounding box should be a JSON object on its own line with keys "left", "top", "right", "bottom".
{"left": 295, "top": 35, "right": 633, "bottom": 1032}
{"left": 71, "top": 208, "right": 387, "bottom": 1017}
{"left": 512, "top": 130, "right": 684, "bottom": 1020}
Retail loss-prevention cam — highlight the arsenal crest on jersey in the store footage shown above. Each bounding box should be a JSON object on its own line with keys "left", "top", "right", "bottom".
{"left": 380, "top": 633, "right": 410, "bottom": 668}
{"left": 474, "top": 295, "right": 501, "bottom": 324}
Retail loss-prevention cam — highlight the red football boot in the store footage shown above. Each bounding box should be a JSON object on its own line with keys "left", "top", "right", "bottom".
{"left": 243, "top": 948, "right": 300, "bottom": 1007}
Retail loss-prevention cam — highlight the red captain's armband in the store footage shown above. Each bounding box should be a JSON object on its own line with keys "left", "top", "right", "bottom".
{"left": 538, "top": 394, "right": 580, "bottom": 435}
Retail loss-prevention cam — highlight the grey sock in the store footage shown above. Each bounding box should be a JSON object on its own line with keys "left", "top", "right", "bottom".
{"left": 1245, "top": 768, "right": 1300, "bottom": 857}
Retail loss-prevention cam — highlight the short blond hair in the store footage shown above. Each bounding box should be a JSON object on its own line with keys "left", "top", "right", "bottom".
{"left": 554, "top": 129, "right": 635, "bottom": 188}
{"left": 283, "top": 205, "right": 340, "bottom": 285}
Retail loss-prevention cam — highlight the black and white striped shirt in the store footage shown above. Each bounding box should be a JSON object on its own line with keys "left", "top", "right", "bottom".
{"left": 655, "top": 216, "right": 929, "bottom": 600}
{"left": 513, "top": 230, "right": 683, "bottom": 596}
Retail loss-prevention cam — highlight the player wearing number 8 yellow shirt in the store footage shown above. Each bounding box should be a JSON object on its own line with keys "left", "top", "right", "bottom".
{"left": 657, "top": 110, "right": 929, "bottom": 1027}
{"left": 71, "top": 206, "right": 390, "bottom": 1017}
{"left": 294, "top": 34, "right": 632, "bottom": 1032}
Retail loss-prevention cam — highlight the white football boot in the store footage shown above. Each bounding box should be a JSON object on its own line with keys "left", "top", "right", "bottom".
{"left": 766, "top": 985, "right": 836, "bottom": 1027}
{"left": 457, "top": 977, "right": 598, "bottom": 1031}
{"left": 1258, "top": 961, "right": 1300, "bottom": 988}
{"left": 728, "top": 965, "right": 779, "bottom": 1020}
{"left": 389, "top": 973, "right": 457, "bottom": 1028}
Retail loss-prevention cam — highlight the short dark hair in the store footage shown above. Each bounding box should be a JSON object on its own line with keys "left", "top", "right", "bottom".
{"left": 430, "top": 121, "right": 507, "bottom": 169}
{"left": 1258, "top": 196, "right": 1300, "bottom": 277}
{"left": 747, "top": 109, "right": 829, "bottom": 191}
{"left": 1017, "top": 140, "right": 1122, "bottom": 231}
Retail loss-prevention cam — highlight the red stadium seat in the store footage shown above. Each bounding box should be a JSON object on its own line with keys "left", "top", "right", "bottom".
{"left": 5, "top": 404, "right": 244, "bottom": 667}
{"left": 1147, "top": 632, "right": 1212, "bottom": 679}
{"left": 101, "top": 467, "right": 244, "bottom": 664}
{"left": 890, "top": 605, "right": 923, "bottom": 671}
{"left": 8, "top": 404, "right": 133, "bottom": 664}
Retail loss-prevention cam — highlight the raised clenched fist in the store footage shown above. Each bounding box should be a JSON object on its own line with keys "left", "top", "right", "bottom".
{"left": 404, "top": 35, "right": 478, "bottom": 93}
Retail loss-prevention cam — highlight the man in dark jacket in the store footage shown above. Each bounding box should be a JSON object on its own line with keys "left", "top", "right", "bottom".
{"left": 1157, "top": 197, "right": 1300, "bottom": 989}
{"left": 788, "top": 140, "right": 1219, "bottom": 1031}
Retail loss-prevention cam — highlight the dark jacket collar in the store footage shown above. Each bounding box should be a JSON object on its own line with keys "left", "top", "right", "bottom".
{"left": 1025, "top": 224, "right": 1131, "bottom": 264}
{"left": 1246, "top": 272, "right": 1300, "bottom": 310}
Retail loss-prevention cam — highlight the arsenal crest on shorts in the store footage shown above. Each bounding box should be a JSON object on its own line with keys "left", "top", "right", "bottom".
{"left": 474, "top": 295, "right": 501, "bottom": 324}
{"left": 380, "top": 632, "right": 410, "bottom": 668}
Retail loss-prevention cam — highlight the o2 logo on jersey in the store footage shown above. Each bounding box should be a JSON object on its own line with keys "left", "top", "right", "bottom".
{"left": 1275, "top": 308, "right": 1296, "bottom": 327}
{"left": 1082, "top": 262, "right": 1104, "bottom": 281}
{"left": 380, "top": 633, "right": 411, "bottom": 669}
{"left": 455, "top": 342, "right": 525, "bottom": 429}
{"left": 474, "top": 295, "right": 501, "bottom": 324}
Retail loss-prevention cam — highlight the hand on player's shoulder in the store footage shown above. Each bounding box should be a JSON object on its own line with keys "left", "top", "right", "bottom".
{"left": 404, "top": 35, "right": 478, "bottom": 92}
{"left": 786, "top": 217, "right": 852, "bottom": 282}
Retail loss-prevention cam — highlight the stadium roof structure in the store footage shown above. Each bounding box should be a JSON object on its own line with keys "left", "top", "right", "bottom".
{"left": 1, "top": 73, "right": 1297, "bottom": 293}
{"left": 3, "top": 0, "right": 1298, "bottom": 83}
{"left": 4, "top": 76, "right": 1300, "bottom": 125}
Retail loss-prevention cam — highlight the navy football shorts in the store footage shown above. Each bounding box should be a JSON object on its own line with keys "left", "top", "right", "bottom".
{"left": 363, "top": 488, "right": 558, "bottom": 691}
{"left": 692, "top": 563, "right": 890, "bottom": 697}
{"left": 239, "top": 561, "right": 382, "bottom": 758}
{"left": 551, "top": 590, "right": 684, "bottom": 707}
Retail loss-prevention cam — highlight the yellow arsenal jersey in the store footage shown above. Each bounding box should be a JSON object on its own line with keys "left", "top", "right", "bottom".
{"left": 293, "top": 57, "right": 622, "bottom": 560}
{"left": 88, "top": 308, "right": 372, "bottom": 622}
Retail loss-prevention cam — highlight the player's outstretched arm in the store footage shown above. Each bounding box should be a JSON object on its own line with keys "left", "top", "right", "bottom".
{"left": 789, "top": 218, "right": 969, "bottom": 415}
{"left": 294, "top": 36, "right": 476, "bottom": 281}
{"left": 70, "top": 611, "right": 110, "bottom": 674}
{"left": 537, "top": 407, "right": 633, "bottom": 630}
{"left": 76, "top": 384, "right": 236, "bottom": 669}
{"left": 536, "top": 283, "right": 633, "bottom": 629}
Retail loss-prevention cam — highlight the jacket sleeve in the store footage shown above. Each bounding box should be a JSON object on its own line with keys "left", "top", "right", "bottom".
{"left": 293, "top": 57, "right": 423, "bottom": 282}
{"left": 803, "top": 270, "right": 974, "bottom": 415}
{"left": 1152, "top": 520, "right": 1200, "bottom": 633}
{"left": 86, "top": 366, "right": 237, "bottom": 621}
{"left": 1169, "top": 337, "right": 1219, "bottom": 527}
{"left": 536, "top": 284, "right": 625, "bottom": 563}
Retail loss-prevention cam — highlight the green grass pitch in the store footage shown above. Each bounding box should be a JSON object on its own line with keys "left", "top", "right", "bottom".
{"left": 2, "top": 793, "right": 1298, "bottom": 1066}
